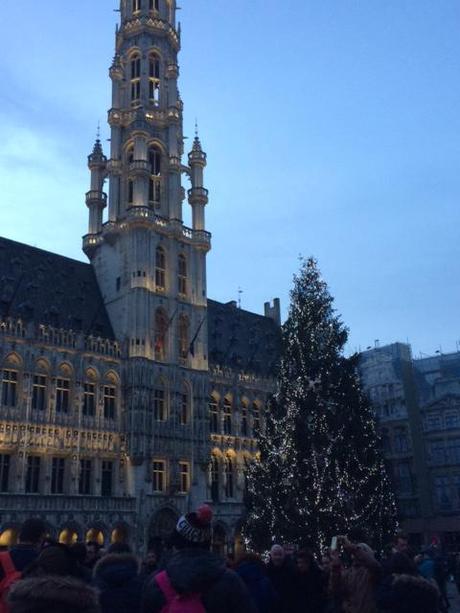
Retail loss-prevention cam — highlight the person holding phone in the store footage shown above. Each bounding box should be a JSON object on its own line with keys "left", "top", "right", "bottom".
{"left": 329, "top": 531, "right": 381, "bottom": 613}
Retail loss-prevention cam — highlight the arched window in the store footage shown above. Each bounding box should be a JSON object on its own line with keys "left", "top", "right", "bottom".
{"left": 240, "top": 402, "right": 248, "bottom": 437}
{"left": 1, "top": 369, "right": 17, "bottom": 407}
{"left": 225, "top": 456, "right": 234, "bottom": 498}
{"left": 130, "top": 53, "right": 141, "bottom": 102}
{"left": 149, "top": 54, "right": 161, "bottom": 106}
{"left": 210, "top": 456, "right": 220, "bottom": 502}
{"left": 133, "top": 0, "right": 141, "bottom": 14}
{"left": 148, "top": 146, "right": 161, "bottom": 208}
{"left": 155, "top": 246, "right": 166, "bottom": 290}
{"left": 83, "top": 369, "right": 98, "bottom": 417}
{"left": 149, "top": 0, "right": 160, "bottom": 10}
{"left": 178, "top": 254, "right": 187, "bottom": 296}
{"left": 178, "top": 315, "right": 189, "bottom": 361}
{"left": 209, "top": 396, "right": 219, "bottom": 434}
{"left": 154, "top": 308, "right": 168, "bottom": 361}
{"left": 103, "top": 372, "right": 118, "bottom": 420}
{"left": 252, "top": 402, "right": 261, "bottom": 436}
{"left": 223, "top": 398, "right": 232, "bottom": 435}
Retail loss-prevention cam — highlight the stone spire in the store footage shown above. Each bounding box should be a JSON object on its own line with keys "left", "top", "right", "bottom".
{"left": 188, "top": 123, "right": 208, "bottom": 232}
{"left": 85, "top": 132, "right": 107, "bottom": 239}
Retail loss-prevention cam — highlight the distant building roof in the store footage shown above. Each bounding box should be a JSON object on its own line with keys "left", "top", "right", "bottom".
{"left": 0, "top": 237, "right": 115, "bottom": 338}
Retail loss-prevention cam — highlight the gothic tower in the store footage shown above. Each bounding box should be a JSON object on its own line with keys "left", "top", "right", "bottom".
{"left": 82, "top": 0, "right": 211, "bottom": 543}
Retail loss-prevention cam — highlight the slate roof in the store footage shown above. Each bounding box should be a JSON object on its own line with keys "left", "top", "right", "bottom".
{"left": 0, "top": 237, "right": 281, "bottom": 375}
{"left": 0, "top": 237, "right": 115, "bottom": 338}
{"left": 207, "top": 299, "right": 280, "bottom": 377}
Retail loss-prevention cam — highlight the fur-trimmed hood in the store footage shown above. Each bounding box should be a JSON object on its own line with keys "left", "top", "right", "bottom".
{"left": 8, "top": 576, "right": 99, "bottom": 613}
{"left": 94, "top": 553, "right": 140, "bottom": 587}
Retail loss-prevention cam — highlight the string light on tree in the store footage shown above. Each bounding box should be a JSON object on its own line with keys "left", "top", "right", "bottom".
{"left": 243, "top": 257, "right": 397, "bottom": 551}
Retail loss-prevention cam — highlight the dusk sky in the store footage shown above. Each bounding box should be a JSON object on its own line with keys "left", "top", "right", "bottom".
{"left": 0, "top": 1, "right": 459, "bottom": 357}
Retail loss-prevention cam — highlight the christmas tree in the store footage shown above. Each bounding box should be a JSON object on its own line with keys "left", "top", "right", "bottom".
{"left": 244, "top": 257, "right": 397, "bottom": 551}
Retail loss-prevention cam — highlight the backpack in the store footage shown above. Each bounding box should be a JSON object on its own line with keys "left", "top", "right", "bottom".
{"left": 156, "top": 570, "right": 206, "bottom": 613}
{"left": 0, "top": 552, "right": 22, "bottom": 613}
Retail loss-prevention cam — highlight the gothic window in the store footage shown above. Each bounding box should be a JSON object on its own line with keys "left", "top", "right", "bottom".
{"left": 180, "top": 383, "right": 190, "bottom": 425}
{"left": 83, "top": 383, "right": 96, "bottom": 417}
{"left": 225, "top": 456, "right": 234, "bottom": 498}
{"left": 178, "top": 315, "right": 189, "bottom": 361}
{"left": 153, "top": 460, "right": 166, "bottom": 492}
{"left": 79, "top": 459, "right": 92, "bottom": 495}
{"left": 252, "top": 402, "right": 260, "bottom": 436}
{"left": 148, "top": 146, "right": 161, "bottom": 208}
{"left": 210, "top": 456, "right": 219, "bottom": 502}
{"left": 155, "top": 247, "right": 166, "bottom": 290}
{"left": 149, "top": 0, "right": 160, "bottom": 10}
{"left": 434, "top": 475, "right": 452, "bottom": 511}
{"left": 51, "top": 457, "right": 65, "bottom": 494}
{"left": 0, "top": 455, "right": 10, "bottom": 493}
{"left": 1, "top": 370, "right": 17, "bottom": 407}
{"left": 223, "top": 398, "right": 232, "bottom": 435}
{"left": 179, "top": 462, "right": 190, "bottom": 493}
{"left": 381, "top": 428, "right": 391, "bottom": 453}
{"left": 149, "top": 55, "right": 161, "bottom": 106}
{"left": 240, "top": 402, "right": 248, "bottom": 437}
{"left": 55, "top": 379, "right": 70, "bottom": 413}
{"left": 178, "top": 254, "right": 187, "bottom": 296}
{"left": 103, "top": 385, "right": 116, "bottom": 420}
{"left": 394, "top": 427, "right": 410, "bottom": 453}
{"left": 154, "top": 388, "right": 166, "bottom": 421}
{"left": 26, "top": 456, "right": 41, "bottom": 493}
{"left": 154, "top": 308, "right": 168, "bottom": 361}
{"left": 101, "top": 461, "right": 113, "bottom": 497}
{"left": 133, "top": 0, "right": 141, "bottom": 12}
{"left": 209, "top": 396, "right": 219, "bottom": 433}
{"left": 32, "top": 375, "right": 47, "bottom": 411}
{"left": 130, "top": 54, "right": 141, "bottom": 101}
{"left": 128, "top": 179, "right": 134, "bottom": 205}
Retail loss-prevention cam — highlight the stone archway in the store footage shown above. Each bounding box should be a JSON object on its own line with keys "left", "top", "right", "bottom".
{"left": 0, "top": 527, "right": 19, "bottom": 549}
{"left": 111, "top": 522, "right": 130, "bottom": 545}
{"left": 58, "top": 520, "right": 81, "bottom": 545}
{"left": 148, "top": 507, "right": 179, "bottom": 555}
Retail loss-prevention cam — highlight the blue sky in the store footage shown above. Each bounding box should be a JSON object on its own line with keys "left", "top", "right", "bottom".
{"left": 0, "top": 1, "right": 459, "bottom": 357}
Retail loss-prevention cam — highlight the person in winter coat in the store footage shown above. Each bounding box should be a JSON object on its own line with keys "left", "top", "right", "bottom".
{"left": 142, "top": 504, "right": 257, "bottom": 613}
{"left": 23, "top": 543, "right": 81, "bottom": 579}
{"left": 380, "top": 573, "right": 439, "bottom": 613}
{"left": 235, "top": 553, "right": 279, "bottom": 613}
{"left": 330, "top": 536, "right": 381, "bottom": 613}
{"left": 265, "top": 544, "right": 298, "bottom": 613}
{"left": 7, "top": 575, "right": 100, "bottom": 613}
{"left": 93, "top": 552, "right": 143, "bottom": 613}
{"left": 294, "top": 549, "right": 327, "bottom": 613}
{"left": 0, "top": 518, "right": 46, "bottom": 582}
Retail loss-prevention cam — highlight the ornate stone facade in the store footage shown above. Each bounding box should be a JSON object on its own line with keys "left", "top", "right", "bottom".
{"left": 0, "top": 1, "right": 280, "bottom": 554}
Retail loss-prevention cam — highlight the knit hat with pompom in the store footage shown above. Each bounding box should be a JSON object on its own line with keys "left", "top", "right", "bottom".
{"left": 175, "top": 504, "right": 213, "bottom": 546}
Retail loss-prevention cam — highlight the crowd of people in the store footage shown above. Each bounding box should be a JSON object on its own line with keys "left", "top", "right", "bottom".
{"left": 0, "top": 510, "right": 457, "bottom": 613}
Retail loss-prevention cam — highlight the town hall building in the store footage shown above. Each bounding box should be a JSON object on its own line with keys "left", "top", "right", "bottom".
{"left": 0, "top": 0, "right": 280, "bottom": 554}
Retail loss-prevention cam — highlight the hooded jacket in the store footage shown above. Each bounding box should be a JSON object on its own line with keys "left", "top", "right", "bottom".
{"left": 236, "top": 560, "right": 279, "bottom": 613}
{"left": 7, "top": 575, "right": 100, "bottom": 613}
{"left": 93, "top": 553, "right": 143, "bottom": 613}
{"left": 142, "top": 548, "right": 257, "bottom": 613}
